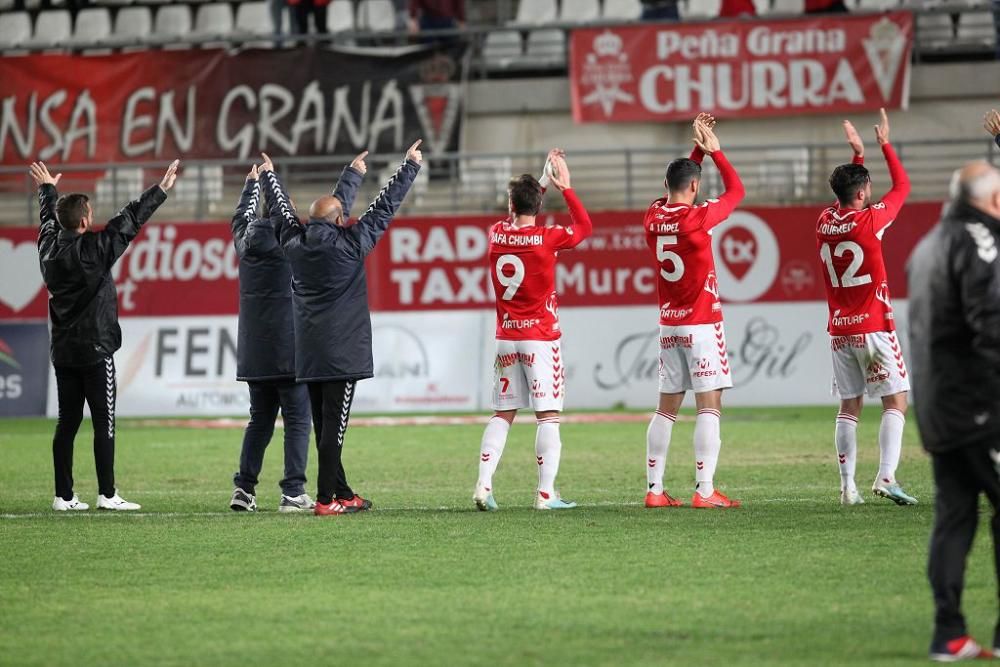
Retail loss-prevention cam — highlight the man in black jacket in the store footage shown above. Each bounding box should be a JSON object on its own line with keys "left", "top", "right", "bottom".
{"left": 228, "top": 151, "right": 366, "bottom": 513}
{"left": 281, "top": 140, "right": 423, "bottom": 516}
{"left": 30, "top": 159, "right": 179, "bottom": 512}
{"left": 908, "top": 160, "right": 1000, "bottom": 661}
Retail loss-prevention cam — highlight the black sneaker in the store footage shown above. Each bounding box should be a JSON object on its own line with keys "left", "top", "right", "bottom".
{"left": 230, "top": 488, "right": 257, "bottom": 512}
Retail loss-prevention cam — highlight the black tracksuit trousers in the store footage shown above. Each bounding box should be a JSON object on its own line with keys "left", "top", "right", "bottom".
{"left": 928, "top": 443, "right": 1000, "bottom": 644}
{"left": 307, "top": 380, "right": 356, "bottom": 504}
{"left": 52, "top": 357, "right": 117, "bottom": 501}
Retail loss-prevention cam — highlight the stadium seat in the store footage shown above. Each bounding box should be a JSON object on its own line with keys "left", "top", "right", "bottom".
{"left": 482, "top": 30, "right": 523, "bottom": 69}
{"left": 684, "top": 0, "right": 722, "bottom": 19}
{"left": 602, "top": 0, "right": 643, "bottom": 19}
{"left": 514, "top": 0, "right": 557, "bottom": 24}
{"left": 524, "top": 29, "right": 566, "bottom": 66}
{"left": 558, "top": 0, "right": 600, "bottom": 22}
{"left": 235, "top": 1, "right": 274, "bottom": 46}
{"left": 770, "top": 0, "right": 804, "bottom": 13}
{"left": 328, "top": 0, "right": 355, "bottom": 32}
{"left": 172, "top": 165, "right": 224, "bottom": 205}
{"left": 0, "top": 0, "right": 14, "bottom": 10}
{"left": 25, "top": 9, "right": 71, "bottom": 49}
{"left": 956, "top": 10, "right": 997, "bottom": 49}
{"left": 70, "top": 7, "right": 112, "bottom": 45}
{"left": 154, "top": 5, "right": 193, "bottom": 44}
{"left": 357, "top": 0, "right": 395, "bottom": 31}
{"left": 114, "top": 6, "right": 152, "bottom": 41}
{"left": 0, "top": 11, "right": 31, "bottom": 49}
{"left": 917, "top": 10, "right": 956, "bottom": 49}
{"left": 193, "top": 3, "right": 234, "bottom": 38}
{"left": 854, "top": 0, "right": 899, "bottom": 10}
{"left": 96, "top": 169, "right": 144, "bottom": 208}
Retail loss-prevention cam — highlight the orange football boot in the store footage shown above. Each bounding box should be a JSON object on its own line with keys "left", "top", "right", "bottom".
{"left": 691, "top": 490, "right": 741, "bottom": 509}
{"left": 645, "top": 491, "right": 684, "bottom": 508}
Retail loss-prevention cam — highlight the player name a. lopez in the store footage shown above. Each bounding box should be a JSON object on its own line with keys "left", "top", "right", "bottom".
{"left": 818, "top": 221, "right": 858, "bottom": 235}
{"left": 490, "top": 232, "right": 545, "bottom": 246}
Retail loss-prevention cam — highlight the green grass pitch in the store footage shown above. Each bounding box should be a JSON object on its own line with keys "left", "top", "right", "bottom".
{"left": 0, "top": 406, "right": 996, "bottom": 666}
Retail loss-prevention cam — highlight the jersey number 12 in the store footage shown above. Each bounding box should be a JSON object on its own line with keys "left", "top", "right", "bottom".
{"left": 819, "top": 241, "right": 872, "bottom": 288}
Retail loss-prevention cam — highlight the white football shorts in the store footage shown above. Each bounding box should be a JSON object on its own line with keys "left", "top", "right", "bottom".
{"left": 491, "top": 339, "right": 565, "bottom": 412}
{"left": 830, "top": 331, "right": 910, "bottom": 399}
{"left": 657, "top": 322, "right": 734, "bottom": 394}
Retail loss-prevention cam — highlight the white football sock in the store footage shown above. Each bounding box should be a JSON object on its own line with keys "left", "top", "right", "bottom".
{"left": 535, "top": 417, "right": 562, "bottom": 497}
{"left": 646, "top": 410, "right": 676, "bottom": 494}
{"left": 835, "top": 413, "right": 859, "bottom": 491}
{"left": 694, "top": 408, "right": 721, "bottom": 498}
{"left": 878, "top": 409, "right": 905, "bottom": 483}
{"left": 477, "top": 416, "right": 511, "bottom": 491}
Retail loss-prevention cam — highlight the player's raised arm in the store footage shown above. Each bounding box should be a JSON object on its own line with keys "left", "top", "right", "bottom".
{"left": 547, "top": 154, "right": 593, "bottom": 249}
{"left": 93, "top": 159, "right": 175, "bottom": 269}
{"left": 694, "top": 121, "right": 745, "bottom": 229}
{"left": 353, "top": 140, "right": 423, "bottom": 257}
{"left": 538, "top": 148, "right": 565, "bottom": 191}
{"left": 688, "top": 112, "right": 715, "bottom": 164}
{"left": 843, "top": 119, "right": 865, "bottom": 165}
{"left": 985, "top": 109, "right": 1000, "bottom": 149}
{"left": 231, "top": 164, "right": 261, "bottom": 256}
{"left": 874, "top": 108, "right": 910, "bottom": 218}
{"left": 332, "top": 151, "right": 367, "bottom": 219}
{"left": 30, "top": 162, "right": 62, "bottom": 253}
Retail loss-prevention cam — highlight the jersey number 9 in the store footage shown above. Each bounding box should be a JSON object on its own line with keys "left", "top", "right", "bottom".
{"left": 496, "top": 254, "right": 525, "bottom": 300}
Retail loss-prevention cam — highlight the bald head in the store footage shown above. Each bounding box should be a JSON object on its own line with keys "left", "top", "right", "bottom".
{"left": 949, "top": 161, "right": 1000, "bottom": 218}
{"left": 309, "top": 195, "right": 344, "bottom": 225}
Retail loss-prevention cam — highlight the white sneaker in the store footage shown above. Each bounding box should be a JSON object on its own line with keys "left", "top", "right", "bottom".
{"left": 841, "top": 487, "right": 864, "bottom": 506}
{"left": 52, "top": 495, "right": 89, "bottom": 511}
{"left": 473, "top": 484, "right": 498, "bottom": 511}
{"left": 96, "top": 493, "right": 141, "bottom": 511}
{"left": 278, "top": 493, "right": 316, "bottom": 513}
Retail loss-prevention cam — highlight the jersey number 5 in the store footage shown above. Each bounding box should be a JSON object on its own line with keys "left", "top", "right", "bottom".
{"left": 657, "top": 235, "right": 685, "bottom": 282}
{"left": 819, "top": 241, "right": 872, "bottom": 288}
{"left": 496, "top": 254, "right": 525, "bottom": 300}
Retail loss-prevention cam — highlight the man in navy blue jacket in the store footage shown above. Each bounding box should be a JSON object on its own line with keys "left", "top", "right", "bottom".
{"left": 229, "top": 152, "right": 366, "bottom": 513}
{"left": 281, "top": 140, "right": 423, "bottom": 516}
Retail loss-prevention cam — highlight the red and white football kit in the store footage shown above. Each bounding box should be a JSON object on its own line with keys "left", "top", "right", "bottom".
{"left": 816, "top": 144, "right": 911, "bottom": 399}
{"left": 644, "top": 148, "right": 745, "bottom": 394}
{"left": 489, "top": 189, "right": 593, "bottom": 411}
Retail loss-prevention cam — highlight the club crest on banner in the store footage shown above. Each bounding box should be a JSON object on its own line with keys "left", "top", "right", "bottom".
{"left": 579, "top": 30, "right": 635, "bottom": 117}
{"left": 863, "top": 17, "right": 908, "bottom": 102}
{"left": 409, "top": 53, "right": 463, "bottom": 154}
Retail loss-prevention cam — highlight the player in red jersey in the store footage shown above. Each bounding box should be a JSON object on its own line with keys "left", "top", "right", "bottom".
{"left": 473, "top": 151, "right": 593, "bottom": 511}
{"left": 643, "top": 114, "right": 745, "bottom": 510}
{"left": 817, "top": 109, "right": 917, "bottom": 507}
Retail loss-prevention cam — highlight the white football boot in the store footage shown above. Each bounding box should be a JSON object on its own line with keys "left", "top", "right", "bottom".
{"left": 52, "top": 495, "right": 89, "bottom": 511}
{"left": 96, "top": 492, "right": 141, "bottom": 511}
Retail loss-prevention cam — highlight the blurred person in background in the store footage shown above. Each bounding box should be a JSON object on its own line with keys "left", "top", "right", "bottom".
{"left": 269, "top": 0, "right": 287, "bottom": 44}
{"left": 908, "top": 159, "right": 1000, "bottom": 662}
{"left": 804, "top": 0, "right": 848, "bottom": 14}
{"left": 30, "top": 159, "right": 179, "bottom": 512}
{"left": 408, "top": 0, "right": 465, "bottom": 32}
{"left": 289, "top": 0, "right": 330, "bottom": 37}
{"left": 280, "top": 142, "right": 423, "bottom": 516}
{"left": 719, "top": 0, "right": 757, "bottom": 17}
{"left": 640, "top": 0, "right": 680, "bottom": 21}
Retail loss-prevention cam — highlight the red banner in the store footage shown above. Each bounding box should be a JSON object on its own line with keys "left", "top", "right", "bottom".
{"left": 0, "top": 44, "right": 466, "bottom": 166}
{"left": 569, "top": 13, "right": 913, "bottom": 123}
{"left": 0, "top": 202, "right": 943, "bottom": 320}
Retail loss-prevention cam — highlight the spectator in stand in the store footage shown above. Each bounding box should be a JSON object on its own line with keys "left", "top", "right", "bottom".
{"left": 719, "top": 0, "right": 757, "bottom": 17}
{"left": 289, "top": 0, "right": 329, "bottom": 37}
{"left": 640, "top": 0, "right": 680, "bottom": 21}
{"left": 393, "top": 0, "right": 409, "bottom": 31}
{"left": 269, "top": 0, "right": 287, "bottom": 43}
{"left": 408, "top": 0, "right": 465, "bottom": 33}
{"left": 804, "top": 0, "right": 848, "bottom": 14}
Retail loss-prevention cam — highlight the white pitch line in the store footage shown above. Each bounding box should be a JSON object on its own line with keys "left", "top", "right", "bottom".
{"left": 0, "top": 498, "right": 841, "bottom": 519}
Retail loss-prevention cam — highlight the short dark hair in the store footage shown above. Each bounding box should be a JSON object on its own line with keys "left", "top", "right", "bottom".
{"left": 665, "top": 158, "right": 702, "bottom": 193}
{"left": 55, "top": 194, "right": 90, "bottom": 231}
{"left": 829, "top": 164, "right": 870, "bottom": 205}
{"left": 508, "top": 174, "right": 543, "bottom": 216}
